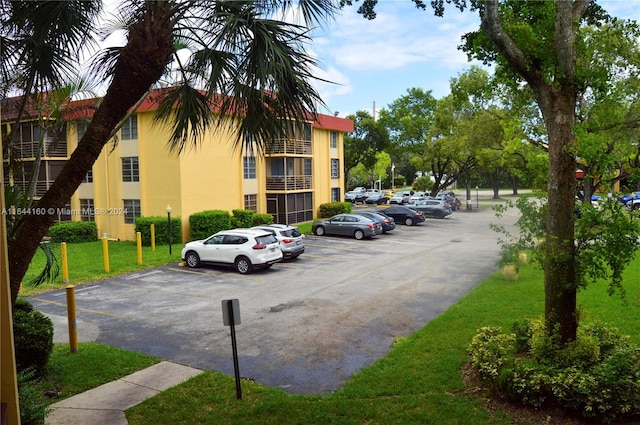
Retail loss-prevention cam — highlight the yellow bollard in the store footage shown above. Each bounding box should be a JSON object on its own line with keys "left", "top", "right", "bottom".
{"left": 150, "top": 223, "right": 156, "bottom": 251}
{"left": 66, "top": 285, "right": 78, "bottom": 353}
{"left": 102, "top": 237, "right": 110, "bottom": 273}
{"left": 136, "top": 231, "right": 142, "bottom": 265}
{"left": 61, "top": 242, "right": 69, "bottom": 283}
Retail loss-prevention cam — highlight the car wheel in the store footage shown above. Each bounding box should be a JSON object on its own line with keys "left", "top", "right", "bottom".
{"left": 354, "top": 229, "right": 365, "bottom": 240}
{"left": 185, "top": 251, "right": 201, "bottom": 268}
{"left": 235, "top": 256, "right": 252, "bottom": 274}
{"left": 434, "top": 212, "right": 443, "bottom": 219}
{"left": 314, "top": 226, "right": 326, "bottom": 236}
{"left": 405, "top": 217, "right": 413, "bottom": 226}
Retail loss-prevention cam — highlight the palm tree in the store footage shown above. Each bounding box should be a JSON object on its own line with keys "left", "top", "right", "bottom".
{"left": 2, "top": 0, "right": 337, "bottom": 307}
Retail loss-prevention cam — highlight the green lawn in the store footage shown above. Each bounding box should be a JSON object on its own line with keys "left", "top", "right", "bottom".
{"left": 20, "top": 240, "right": 182, "bottom": 297}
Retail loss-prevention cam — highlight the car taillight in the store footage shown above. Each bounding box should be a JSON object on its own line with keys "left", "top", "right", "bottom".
{"left": 252, "top": 244, "right": 267, "bottom": 249}
{"left": 384, "top": 219, "right": 390, "bottom": 224}
{"left": 367, "top": 223, "right": 375, "bottom": 229}
{"left": 282, "top": 238, "right": 294, "bottom": 244}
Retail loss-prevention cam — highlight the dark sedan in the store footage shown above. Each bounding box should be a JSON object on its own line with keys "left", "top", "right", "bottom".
{"left": 353, "top": 211, "right": 396, "bottom": 233}
{"left": 364, "top": 192, "right": 388, "bottom": 205}
{"left": 312, "top": 213, "right": 382, "bottom": 239}
{"left": 380, "top": 205, "right": 425, "bottom": 226}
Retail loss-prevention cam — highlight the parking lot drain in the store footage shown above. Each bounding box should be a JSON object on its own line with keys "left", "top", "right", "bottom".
{"left": 269, "top": 300, "right": 306, "bottom": 313}
{"left": 449, "top": 239, "right": 463, "bottom": 243}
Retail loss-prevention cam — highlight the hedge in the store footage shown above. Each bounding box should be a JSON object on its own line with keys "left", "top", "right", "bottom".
{"left": 189, "top": 210, "right": 231, "bottom": 240}
{"left": 49, "top": 221, "right": 98, "bottom": 243}
{"left": 134, "top": 216, "right": 182, "bottom": 246}
{"left": 318, "top": 202, "right": 352, "bottom": 218}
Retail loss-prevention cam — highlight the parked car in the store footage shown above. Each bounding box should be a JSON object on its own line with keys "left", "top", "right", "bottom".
{"left": 383, "top": 190, "right": 395, "bottom": 200}
{"left": 435, "top": 192, "right": 462, "bottom": 211}
{"left": 380, "top": 205, "right": 425, "bottom": 226}
{"left": 345, "top": 187, "right": 367, "bottom": 203}
{"left": 353, "top": 211, "right": 396, "bottom": 233}
{"left": 408, "top": 192, "right": 427, "bottom": 204}
{"left": 364, "top": 191, "right": 388, "bottom": 205}
{"left": 618, "top": 192, "right": 640, "bottom": 207}
{"left": 312, "top": 213, "right": 382, "bottom": 239}
{"left": 251, "top": 224, "right": 304, "bottom": 259}
{"left": 181, "top": 229, "right": 282, "bottom": 274}
{"left": 389, "top": 191, "right": 412, "bottom": 204}
{"left": 413, "top": 199, "right": 452, "bottom": 219}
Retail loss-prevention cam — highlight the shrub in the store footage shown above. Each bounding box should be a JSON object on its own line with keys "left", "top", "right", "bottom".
{"left": 17, "top": 369, "right": 51, "bottom": 425}
{"left": 135, "top": 216, "right": 181, "bottom": 246}
{"left": 13, "top": 299, "right": 54, "bottom": 376}
{"left": 49, "top": 221, "right": 98, "bottom": 243}
{"left": 318, "top": 202, "right": 352, "bottom": 218}
{"left": 189, "top": 210, "right": 231, "bottom": 240}
{"left": 468, "top": 321, "right": 640, "bottom": 423}
{"left": 231, "top": 209, "right": 254, "bottom": 228}
{"left": 252, "top": 214, "right": 274, "bottom": 226}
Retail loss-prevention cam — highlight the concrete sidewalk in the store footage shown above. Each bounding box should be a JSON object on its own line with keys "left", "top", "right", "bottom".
{"left": 45, "top": 361, "right": 203, "bottom": 425}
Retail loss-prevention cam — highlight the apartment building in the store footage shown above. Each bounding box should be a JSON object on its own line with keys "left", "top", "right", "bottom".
{"left": 2, "top": 89, "right": 353, "bottom": 242}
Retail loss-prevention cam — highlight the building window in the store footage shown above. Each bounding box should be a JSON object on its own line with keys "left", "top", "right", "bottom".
{"left": 121, "top": 157, "right": 139, "bottom": 182}
{"left": 243, "top": 156, "right": 256, "bottom": 179}
{"left": 121, "top": 115, "right": 138, "bottom": 140}
{"left": 304, "top": 158, "right": 312, "bottom": 176}
{"left": 331, "top": 188, "right": 341, "bottom": 202}
{"left": 123, "top": 199, "right": 141, "bottom": 224}
{"left": 331, "top": 159, "right": 340, "bottom": 178}
{"left": 82, "top": 169, "right": 93, "bottom": 183}
{"left": 79, "top": 199, "right": 94, "bottom": 221}
{"left": 244, "top": 194, "right": 257, "bottom": 212}
{"left": 330, "top": 131, "right": 337, "bottom": 148}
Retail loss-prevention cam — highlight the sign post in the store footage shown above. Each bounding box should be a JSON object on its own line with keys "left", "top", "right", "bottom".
{"left": 222, "top": 299, "right": 242, "bottom": 399}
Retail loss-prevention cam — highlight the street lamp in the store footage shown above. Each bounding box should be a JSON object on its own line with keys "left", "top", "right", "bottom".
{"left": 166, "top": 204, "right": 172, "bottom": 255}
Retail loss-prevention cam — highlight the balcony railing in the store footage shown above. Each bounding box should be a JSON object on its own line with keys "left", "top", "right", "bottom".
{"left": 17, "top": 141, "right": 67, "bottom": 158}
{"left": 266, "top": 175, "right": 312, "bottom": 191}
{"left": 267, "top": 139, "right": 312, "bottom": 155}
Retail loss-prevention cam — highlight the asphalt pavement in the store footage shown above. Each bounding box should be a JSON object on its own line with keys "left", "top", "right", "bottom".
{"left": 29, "top": 193, "right": 519, "bottom": 396}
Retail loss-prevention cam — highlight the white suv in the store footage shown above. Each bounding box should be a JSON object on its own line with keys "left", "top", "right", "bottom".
{"left": 181, "top": 229, "right": 283, "bottom": 274}
{"left": 251, "top": 224, "right": 305, "bottom": 259}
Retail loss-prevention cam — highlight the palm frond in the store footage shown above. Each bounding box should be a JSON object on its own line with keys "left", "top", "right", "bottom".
{"left": 28, "top": 242, "right": 60, "bottom": 287}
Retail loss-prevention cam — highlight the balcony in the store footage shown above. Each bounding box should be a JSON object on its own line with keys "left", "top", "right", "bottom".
{"left": 268, "top": 139, "right": 312, "bottom": 156}
{"left": 266, "top": 175, "right": 312, "bottom": 191}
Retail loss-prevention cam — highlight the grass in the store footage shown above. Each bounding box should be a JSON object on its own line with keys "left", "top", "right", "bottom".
{"left": 45, "top": 343, "right": 159, "bottom": 399}
{"left": 20, "top": 240, "right": 182, "bottom": 297}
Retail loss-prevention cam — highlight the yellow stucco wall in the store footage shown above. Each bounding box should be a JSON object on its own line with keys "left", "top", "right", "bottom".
{"left": 67, "top": 111, "right": 348, "bottom": 243}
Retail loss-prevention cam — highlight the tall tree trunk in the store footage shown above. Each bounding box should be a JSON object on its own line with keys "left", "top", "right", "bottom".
{"left": 8, "top": 2, "right": 175, "bottom": 307}
{"left": 542, "top": 92, "right": 578, "bottom": 343}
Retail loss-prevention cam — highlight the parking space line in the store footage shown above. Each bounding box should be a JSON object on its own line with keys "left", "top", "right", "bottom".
{"left": 30, "top": 297, "right": 136, "bottom": 321}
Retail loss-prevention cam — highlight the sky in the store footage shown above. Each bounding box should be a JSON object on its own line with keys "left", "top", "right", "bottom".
{"left": 306, "top": 0, "right": 640, "bottom": 119}
{"left": 97, "top": 1, "right": 640, "bottom": 120}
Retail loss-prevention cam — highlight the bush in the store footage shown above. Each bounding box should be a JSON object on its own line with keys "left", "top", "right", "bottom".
{"left": 135, "top": 216, "right": 181, "bottom": 246}
{"left": 13, "top": 299, "right": 54, "bottom": 376}
{"left": 231, "top": 209, "right": 254, "bottom": 228}
{"left": 189, "top": 210, "right": 231, "bottom": 240}
{"left": 468, "top": 321, "right": 640, "bottom": 423}
{"left": 49, "top": 221, "right": 98, "bottom": 243}
{"left": 318, "top": 202, "right": 352, "bottom": 218}
{"left": 251, "top": 214, "right": 274, "bottom": 226}
{"left": 17, "top": 369, "right": 51, "bottom": 425}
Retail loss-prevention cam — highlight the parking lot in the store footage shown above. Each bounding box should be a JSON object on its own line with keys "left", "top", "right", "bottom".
{"left": 28, "top": 204, "right": 516, "bottom": 395}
